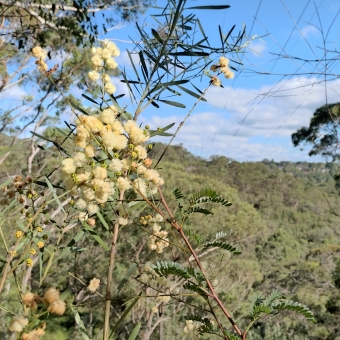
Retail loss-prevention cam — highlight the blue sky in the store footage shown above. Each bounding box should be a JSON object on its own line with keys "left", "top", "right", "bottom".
{"left": 3, "top": 0, "right": 339, "bottom": 162}
{"left": 105, "top": 0, "right": 340, "bottom": 162}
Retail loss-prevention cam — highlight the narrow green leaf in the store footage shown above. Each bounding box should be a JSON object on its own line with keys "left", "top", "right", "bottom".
{"left": 82, "top": 222, "right": 109, "bottom": 251}
{"left": 151, "top": 29, "right": 163, "bottom": 44}
{"left": 82, "top": 94, "right": 99, "bottom": 104}
{"left": 30, "top": 131, "right": 51, "bottom": 142}
{"left": 71, "top": 307, "right": 91, "bottom": 340}
{"left": 120, "top": 71, "right": 138, "bottom": 105}
{"left": 196, "top": 19, "right": 208, "bottom": 46}
{"left": 179, "top": 24, "right": 192, "bottom": 30}
{"left": 150, "top": 100, "right": 160, "bottom": 108}
{"left": 158, "top": 99, "right": 186, "bottom": 108}
{"left": 169, "top": 51, "right": 209, "bottom": 57}
{"left": 126, "top": 50, "right": 141, "bottom": 82}
{"left": 161, "top": 122, "right": 176, "bottom": 131}
{"left": 218, "top": 25, "right": 224, "bottom": 52}
{"left": 60, "top": 287, "right": 72, "bottom": 300}
{"left": 224, "top": 24, "right": 236, "bottom": 44}
{"left": 187, "top": 5, "right": 230, "bottom": 10}
{"left": 176, "top": 85, "right": 207, "bottom": 102}
{"left": 121, "top": 80, "right": 144, "bottom": 85}
{"left": 191, "top": 83, "right": 204, "bottom": 95}
{"left": 117, "top": 263, "right": 137, "bottom": 293}
{"left": 58, "top": 230, "right": 85, "bottom": 259}
{"left": 35, "top": 180, "right": 64, "bottom": 190}
{"left": 39, "top": 250, "right": 43, "bottom": 282}
{"left": 128, "top": 322, "right": 141, "bottom": 340}
{"left": 147, "top": 79, "right": 188, "bottom": 96}
{"left": 96, "top": 211, "right": 110, "bottom": 231}
{"left": 169, "top": 0, "right": 184, "bottom": 36}
{"left": 166, "top": 87, "right": 182, "bottom": 96}
{"left": 139, "top": 51, "right": 149, "bottom": 81}
{"left": 112, "top": 93, "right": 125, "bottom": 100}
{"left": 37, "top": 144, "right": 57, "bottom": 155}
{"left": 69, "top": 102, "right": 89, "bottom": 116}
{"left": 149, "top": 130, "right": 173, "bottom": 137}
{"left": 157, "top": 79, "right": 189, "bottom": 88}
{"left": 45, "top": 176, "right": 65, "bottom": 214}
{"left": 111, "top": 294, "right": 142, "bottom": 334}
{"left": 156, "top": 132, "right": 173, "bottom": 136}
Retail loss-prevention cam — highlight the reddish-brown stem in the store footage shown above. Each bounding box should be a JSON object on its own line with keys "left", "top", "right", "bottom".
{"left": 178, "top": 228, "right": 243, "bottom": 337}
{"left": 158, "top": 187, "right": 244, "bottom": 339}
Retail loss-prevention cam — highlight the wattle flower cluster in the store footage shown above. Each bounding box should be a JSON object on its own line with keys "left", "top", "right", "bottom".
{"left": 60, "top": 110, "right": 164, "bottom": 222}
{"left": 210, "top": 56, "right": 234, "bottom": 86}
{"left": 139, "top": 214, "right": 169, "bottom": 253}
{"left": 88, "top": 39, "right": 120, "bottom": 94}
{"left": 9, "top": 288, "right": 65, "bottom": 338}
{"left": 148, "top": 223, "right": 169, "bottom": 253}
{"left": 32, "top": 46, "right": 48, "bottom": 72}
{"left": 183, "top": 319, "right": 204, "bottom": 335}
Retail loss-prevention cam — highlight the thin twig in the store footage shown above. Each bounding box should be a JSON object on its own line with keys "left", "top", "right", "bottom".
{"left": 103, "top": 190, "right": 124, "bottom": 340}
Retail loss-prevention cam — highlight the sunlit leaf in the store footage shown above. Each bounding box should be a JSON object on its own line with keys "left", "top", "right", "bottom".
{"left": 177, "top": 85, "right": 207, "bottom": 101}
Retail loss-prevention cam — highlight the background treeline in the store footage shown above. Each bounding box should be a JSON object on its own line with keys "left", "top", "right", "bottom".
{"left": 1, "top": 135, "right": 340, "bottom": 339}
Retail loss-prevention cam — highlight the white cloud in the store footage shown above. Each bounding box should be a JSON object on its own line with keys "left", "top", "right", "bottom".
{"left": 300, "top": 25, "right": 319, "bottom": 38}
{"left": 0, "top": 85, "right": 27, "bottom": 101}
{"left": 249, "top": 41, "right": 266, "bottom": 55}
{"left": 148, "top": 76, "right": 339, "bottom": 161}
{"left": 116, "top": 50, "right": 140, "bottom": 70}
{"left": 205, "top": 76, "right": 340, "bottom": 137}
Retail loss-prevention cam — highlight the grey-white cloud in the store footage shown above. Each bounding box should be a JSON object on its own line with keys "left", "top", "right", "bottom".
{"left": 148, "top": 76, "right": 338, "bottom": 161}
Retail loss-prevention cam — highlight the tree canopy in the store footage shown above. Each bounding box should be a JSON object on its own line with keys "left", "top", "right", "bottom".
{"left": 292, "top": 102, "right": 340, "bottom": 161}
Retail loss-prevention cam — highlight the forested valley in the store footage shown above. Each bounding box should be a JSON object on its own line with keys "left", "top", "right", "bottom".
{"left": 1, "top": 137, "right": 340, "bottom": 339}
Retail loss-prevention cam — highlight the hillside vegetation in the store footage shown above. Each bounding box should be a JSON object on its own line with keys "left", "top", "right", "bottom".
{"left": 1, "top": 139, "right": 340, "bottom": 339}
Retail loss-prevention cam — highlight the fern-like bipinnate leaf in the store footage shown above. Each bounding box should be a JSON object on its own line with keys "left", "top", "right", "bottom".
{"left": 185, "top": 206, "right": 213, "bottom": 216}
{"left": 215, "top": 230, "right": 229, "bottom": 239}
{"left": 203, "top": 241, "right": 241, "bottom": 255}
{"left": 251, "top": 305, "right": 271, "bottom": 319}
{"left": 187, "top": 266, "right": 205, "bottom": 283}
{"left": 264, "top": 290, "right": 284, "bottom": 307}
{"left": 189, "top": 189, "right": 218, "bottom": 203}
{"left": 173, "top": 188, "right": 184, "bottom": 200}
{"left": 272, "top": 300, "right": 316, "bottom": 322}
{"left": 223, "top": 330, "right": 240, "bottom": 340}
{"left": 189, "top": 189, "right": 232, "bottom": 207}
{"left": 151, "top": 261, "right": 190, "bottom": 279}
{"left": 151, "top": 261, "right": 204, "bottom": 283}
{"left": 183, "top": 282, "right": 208, "bottom": 298}
{"left": 187, "top": 230, "right": 206, "bottom": 245}
{"left": 173, "top": 188, "right": 184, "bottom": 210}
